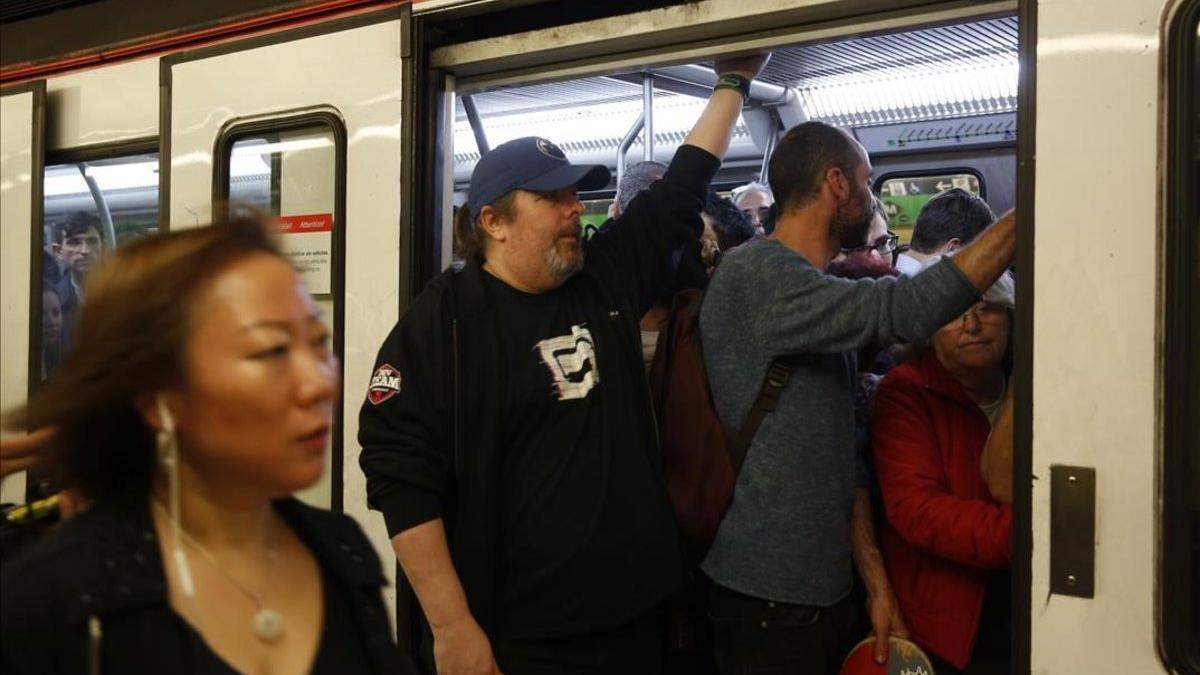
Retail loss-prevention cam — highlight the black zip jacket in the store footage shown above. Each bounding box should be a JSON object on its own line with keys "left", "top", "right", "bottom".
{"left": 358, "top": 144, "right": 720, "bottom": 635}
{"left": 0, "top": 497, "right": 412, "bottom": 675}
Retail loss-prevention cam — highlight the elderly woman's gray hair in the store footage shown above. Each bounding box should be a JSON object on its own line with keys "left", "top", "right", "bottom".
{"left": 919, "top": 258, "right": 1015, "bottom": 310}
{"left": 981, "top": 270, "right": 1015, "bottom": 309}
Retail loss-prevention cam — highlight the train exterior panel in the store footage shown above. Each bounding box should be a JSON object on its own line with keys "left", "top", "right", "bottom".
{"left": 0, "top": 0, "right": 1193, "bottom": 671}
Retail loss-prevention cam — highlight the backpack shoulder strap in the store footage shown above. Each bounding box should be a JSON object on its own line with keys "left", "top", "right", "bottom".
{"left": 728, "top": 354, "right": 803, "bottom": 474}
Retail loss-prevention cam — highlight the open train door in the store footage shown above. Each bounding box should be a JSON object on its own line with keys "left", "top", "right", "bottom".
{"left": 160, "top": 7, "right": 407, "bottom": 609}
{"left": 0, "top": 81, "right": 45, "bottom": 506}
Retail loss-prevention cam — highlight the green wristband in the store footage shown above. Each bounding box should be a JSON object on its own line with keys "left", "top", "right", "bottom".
{"left": 714, "top": 73, "right": 751, "bottom": 102}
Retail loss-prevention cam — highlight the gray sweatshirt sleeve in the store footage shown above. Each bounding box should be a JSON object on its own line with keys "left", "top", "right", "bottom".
{"left": 756, "top": 255, "right": 979, "bottom": 354}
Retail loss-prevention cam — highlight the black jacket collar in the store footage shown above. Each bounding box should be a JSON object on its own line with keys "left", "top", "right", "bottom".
{"left": 56, "top": 497, "right": 385, "bottom": 622}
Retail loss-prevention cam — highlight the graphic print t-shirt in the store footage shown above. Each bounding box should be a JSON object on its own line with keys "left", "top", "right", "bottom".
{"left": 481, "top": 271, "right": 682, "bottom": 639}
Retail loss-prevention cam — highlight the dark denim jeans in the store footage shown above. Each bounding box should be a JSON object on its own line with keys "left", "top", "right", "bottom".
{"left": 708, "top": 583, "right": 862, "bottom": 675}
{"left": 493, "top": 605, "right": 665, "bottom": 675}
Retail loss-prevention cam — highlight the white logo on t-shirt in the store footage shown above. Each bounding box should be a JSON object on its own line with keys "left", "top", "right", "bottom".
{"left": 535, "top": 324, "right": 599, "bottom": 401}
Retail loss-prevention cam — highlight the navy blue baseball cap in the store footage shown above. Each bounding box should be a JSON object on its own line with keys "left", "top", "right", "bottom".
{"left": 468, "top": 137, "right": 611, "bottom": 222}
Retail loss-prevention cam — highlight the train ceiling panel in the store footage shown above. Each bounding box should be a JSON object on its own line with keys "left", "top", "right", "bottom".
{"left": 756, "top": 17, "right": 1018, "bottom": 89}
{"left": 452, "top": 15, "right": 1018, "bottom": 178}
{"left": 463, "top": 77, "right": 658, "bottom": 118}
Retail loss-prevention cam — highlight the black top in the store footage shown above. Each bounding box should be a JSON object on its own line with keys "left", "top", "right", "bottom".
{"left": 0, "top": 498, "right": 413, "bottom": 675}
{"left": 483, "top": 271, "right": 681, "bottom": 638}
{"left": 179, "top": 551, "right": 375, "bottom": 674}
{"left": 359, "top": 144, "right": 721, "bottom": 636}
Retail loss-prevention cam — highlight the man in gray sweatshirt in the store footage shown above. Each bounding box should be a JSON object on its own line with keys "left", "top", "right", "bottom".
{"left": 700, "top": 121, "right": 1015, "bottom": 675}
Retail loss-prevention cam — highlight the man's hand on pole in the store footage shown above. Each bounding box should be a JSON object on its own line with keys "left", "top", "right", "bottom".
{"left": 683, "top": 51, "right": 773, "bottom": 159}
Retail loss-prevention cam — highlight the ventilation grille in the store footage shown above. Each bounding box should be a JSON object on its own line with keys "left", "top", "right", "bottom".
{"left": 452, "top": 16, "right": 1019, "bottom": 165}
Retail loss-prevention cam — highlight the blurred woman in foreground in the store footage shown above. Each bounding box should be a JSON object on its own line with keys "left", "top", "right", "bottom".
{"left": 1, "top": 216, "right": 410, "bottom": 674}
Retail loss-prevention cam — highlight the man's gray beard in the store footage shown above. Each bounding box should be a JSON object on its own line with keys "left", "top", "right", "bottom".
{"left": 545, "top": 240, "right": 584, "bottom": 282}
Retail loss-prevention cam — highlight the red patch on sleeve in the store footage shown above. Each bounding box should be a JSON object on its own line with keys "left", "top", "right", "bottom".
{"left": 367, "top": 364, "right": 402, "bottom": 405}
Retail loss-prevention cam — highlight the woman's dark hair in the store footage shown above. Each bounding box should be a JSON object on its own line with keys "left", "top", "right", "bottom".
{"left": 52, "top": 211, "right": 102, "bottom": 245}
{"left": 704, "top": 190, "right": 756, "bottom": 251}
{"left": 7, "top": 214, "right": 282, "bottom": 504}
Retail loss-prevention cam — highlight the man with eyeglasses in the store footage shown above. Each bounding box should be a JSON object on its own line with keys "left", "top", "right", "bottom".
{"left": 827, "top": 198, "right": 900, "bottom": 280}
{"left": 49, "top": 211, "right": 105, "bottom": 351}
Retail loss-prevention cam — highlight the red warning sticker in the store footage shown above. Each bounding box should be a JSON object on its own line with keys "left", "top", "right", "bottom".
{"left": 276, "top": 213, "right": 333, "bottom": 233}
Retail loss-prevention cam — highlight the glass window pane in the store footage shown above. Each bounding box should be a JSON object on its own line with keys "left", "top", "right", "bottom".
{"left": 41, "top": 152, "right": 159, "bottom": 382}
{"left": 228, "top": 126, "right": 337, "bottom": 295}
{"left": 223, "top": 122, "right": 341, "bottom": 510}
{"left": 877, "top": 172, "right": 983, "bottom": 243}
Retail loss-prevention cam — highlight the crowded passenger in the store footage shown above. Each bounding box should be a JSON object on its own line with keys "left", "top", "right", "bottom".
{"left": 870, "top": 270, "right": 1016, "bottom": 674}
{"left": 48, "top": 211, "right": 105, "bottom": 351}
{"left": 40, "top": 285, "right": 64, "bottom": 380}
{"left": 613, "top": 160, "right": 669, "bottom": 219}
{"left": 638, "top": 221, "right": 714, "bottom": 372}
{"left": 826, "top": 196, "right": 905, "bottom": 485}
{"left": 731, "top": 181, "right": 773, "bottom": 236}
{"left": 704, "top": 189, "right": 757, "bottom": 255}
{"left": 1, "top": 216, "right": 411, "bottom": 675}
{"left": 698, "top": 120, "right": 1015, "bottom": 675}
{"left": 826, "top": 198, "right": 898, "bottom": 280}
{"left": 894, "top": 187, "right": 994, "bottom": 276}
{"left": 358, "top": 53, "right": 771, "bottom": 675}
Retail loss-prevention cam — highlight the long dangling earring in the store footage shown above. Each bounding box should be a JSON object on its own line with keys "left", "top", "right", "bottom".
{"left": 156, "top": 395, "right": 195, "bottom": 598}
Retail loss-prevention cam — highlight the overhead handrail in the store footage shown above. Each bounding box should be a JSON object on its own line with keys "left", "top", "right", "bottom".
{"left": 615, "top": 112, "right": 645, "bottom": 187}
{"left": 645, "top": 64, "right": 791, "bottom": 106}
{"left": 461, "top": 94, "right": 490, "bottom": 155}
{"left": 642, "top": 74, "right": 655, "bottom": 163}
{"left": 759, "top": 121, "right": 778, "bottom": 186}
{"left": 76, "top": 163, "right": 117, "bottom": 248}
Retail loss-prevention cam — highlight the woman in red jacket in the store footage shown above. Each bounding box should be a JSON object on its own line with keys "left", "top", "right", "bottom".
{"left": 871, "top": 271, "right": 1015, "bottom": 674}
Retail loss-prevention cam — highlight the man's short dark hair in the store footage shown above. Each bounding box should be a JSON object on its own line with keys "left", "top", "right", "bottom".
{"left": 615, "top": 161, "right": 668, "bottom": 215}
{"left": 54, "top": 211, "right": 102, "bottom": 245}
{"left": 767, "top": 121, "right": 862, "bottom": 215}
{"left": 909, "top": 188, "right": 994, "bottom": 253}
{"left": 704, "top": 190, "right": 756, "bottom": 251}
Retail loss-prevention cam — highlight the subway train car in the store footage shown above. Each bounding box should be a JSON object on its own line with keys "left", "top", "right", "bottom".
{"left": 0, "top": 0, "right": 1195, "bottom": 672}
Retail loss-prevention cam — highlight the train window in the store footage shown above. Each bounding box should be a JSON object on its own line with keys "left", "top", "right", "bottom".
{"left": 875, "top": 171, "right": 984, "bottom": 243}
{"left": 1161, "top": 0, "right": 1199, "bottom": 672}
{"left": 40, "top": 150, "right": 159, "bottom": 383}
{"left": 214, "top": 114, "right": 346, "bottom": 510}
{"left": 581, "top": 199, "right": 611, "bottom": 238}
{"left": 220, "top": 123, "right": 340, "bottom": 294}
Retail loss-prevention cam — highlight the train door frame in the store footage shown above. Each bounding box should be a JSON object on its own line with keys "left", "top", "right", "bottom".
{"left": 1012, "top": 1, "right": 1036, "bottom": 673}
{"left": 211, "top": 108, "right": 350, "bottom": 512}
{"left": 1158, "top": 0, "right": 1199, "bottom": 670}
{"left": 1028, "top": 0, "right": 1175, "bottom": 671}
{"left": 418, "top": 0, "right": 1019, "bottom": 269}
{"left": 411, "top": 0, "right": 1030, "bottom": 670}
{"left": 0, "top": 80, "right": 46, "bottom": 507}
{"left": 157, "top": 2, "right": 411, "bottom": 620}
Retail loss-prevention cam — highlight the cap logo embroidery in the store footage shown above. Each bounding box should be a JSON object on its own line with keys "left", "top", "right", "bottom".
{"left": 536, "top": 138, "right": 566, "bottom": 161}
{"left": 367, "top": 364, "right": 402, "bottom": 405}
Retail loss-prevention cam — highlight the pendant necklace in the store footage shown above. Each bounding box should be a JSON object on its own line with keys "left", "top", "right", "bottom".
{"left": 152, "top": 501, "right": 285, "bottom": 643}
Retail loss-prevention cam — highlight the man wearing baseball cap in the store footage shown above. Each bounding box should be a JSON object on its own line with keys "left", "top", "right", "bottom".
{"left": 359, "top": 53, "right": 771, "bottom": 674}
